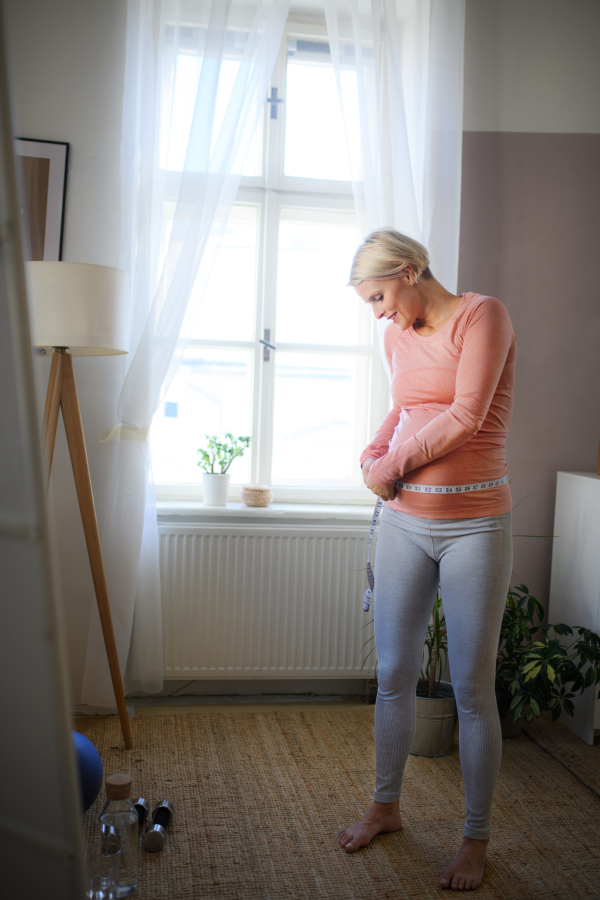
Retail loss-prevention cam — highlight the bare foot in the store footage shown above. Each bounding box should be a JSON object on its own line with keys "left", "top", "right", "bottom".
{"left": 438, "top": 837, "right": 489, "bottom": 890}
{"left": 338, "top": 800, "right": 402, "bottom": 852}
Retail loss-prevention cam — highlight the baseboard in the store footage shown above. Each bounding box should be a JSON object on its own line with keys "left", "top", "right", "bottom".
{"left": 73, "top": 703, "right": 136, "bottom": 717}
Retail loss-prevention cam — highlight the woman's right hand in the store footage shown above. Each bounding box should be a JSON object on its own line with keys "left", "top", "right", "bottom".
{"left": 361, "top": 458, "right": 376, "bottom": 485}
{"left": 362, "top": 458, "right": 396, "bottom": 502}
{"left": 366, "top": 477, "right": 397, "bottom": 502}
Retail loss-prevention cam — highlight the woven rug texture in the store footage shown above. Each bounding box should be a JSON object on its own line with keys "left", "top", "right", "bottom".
{"left": 76, "top": 709, "right": 600, "bottom": 900}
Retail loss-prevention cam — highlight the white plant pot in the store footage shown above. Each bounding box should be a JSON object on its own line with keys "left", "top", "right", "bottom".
{"left": 409, "top": 681, "right": 457, "bottom": 757}
{"left": 202, "top": 473, "right": 230, "bottom": 507}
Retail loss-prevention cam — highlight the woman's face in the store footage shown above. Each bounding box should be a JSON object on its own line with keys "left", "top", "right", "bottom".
{"left": 354, "top": 275, "right": 420, "bottom": 331}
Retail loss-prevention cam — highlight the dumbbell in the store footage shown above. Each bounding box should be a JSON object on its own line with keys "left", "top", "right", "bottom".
{"left": 133, "top": 798, "right": 150, "bottom": 829}
{"left": 101, "top": 825, "right": 120, "bottom": 853}
{"left": 100, "top": 797, "right": 149, "bottom": 845}
{"left": 143, "top": 800, "right": 174, "bottom": 852}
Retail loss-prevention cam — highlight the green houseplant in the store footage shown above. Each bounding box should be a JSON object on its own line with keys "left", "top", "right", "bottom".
{"left": 412, "top": 593, "right": 457, "bottom": 757}
{"left": 363, "top": 592, "right": 457, "bottom": 757}
{"left": 496, "top": 583, "right": 600, "bottom": 737}
{"left": 197, "top": 433, "right": 251, "bottom": 506}
{"left": 419, "top": 591, "right": 448, "bottom": 697}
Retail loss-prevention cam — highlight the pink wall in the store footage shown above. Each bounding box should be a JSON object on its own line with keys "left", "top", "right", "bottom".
{"left": 458, "top": 132, "right": 600, "bottom": 607}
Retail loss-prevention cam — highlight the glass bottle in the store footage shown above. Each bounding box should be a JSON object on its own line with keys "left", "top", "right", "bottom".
{"left": 100, "top": 774, "right": 139, "bottom": 896}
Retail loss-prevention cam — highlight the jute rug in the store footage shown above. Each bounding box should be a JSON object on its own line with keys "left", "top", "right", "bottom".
{"left": 76, "top": 709, "right": 600, "bottom": 900}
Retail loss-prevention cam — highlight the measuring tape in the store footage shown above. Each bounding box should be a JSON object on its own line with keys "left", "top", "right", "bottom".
{"left": 363, "top": 475, "right": 509, "bottom": 612}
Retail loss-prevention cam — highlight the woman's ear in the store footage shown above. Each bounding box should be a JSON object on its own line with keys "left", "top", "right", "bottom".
{"left": 401, "top": 265, "right": 416, "bottom": 286}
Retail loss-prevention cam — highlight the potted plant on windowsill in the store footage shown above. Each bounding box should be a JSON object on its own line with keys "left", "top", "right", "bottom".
{"left": 496, "top": 583, "right": 600, "bottom": 738}
{"left": 197, "top": 433, "right": 251, "bottom": 506}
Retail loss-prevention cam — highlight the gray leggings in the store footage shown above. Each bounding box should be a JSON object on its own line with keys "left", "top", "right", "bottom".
{"left": 373, "top": 506, "right": 512, "bottom": 840}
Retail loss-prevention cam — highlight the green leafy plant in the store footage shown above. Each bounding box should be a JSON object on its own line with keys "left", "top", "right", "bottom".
{"left": 419, "top": 591, "right": 448, "bottom": 697}
{"left": 496, "top": 583, "right": 600, "bottom": 723}
{"left": 196, "top": 433, "right": 251, "bottom": 474}
{"left": 362, "top": 590, "right": 449, "bottom": 698}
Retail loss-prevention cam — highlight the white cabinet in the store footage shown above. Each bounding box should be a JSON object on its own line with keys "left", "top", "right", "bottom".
{"left": 548, "top": 472, "right": 600, "bottom": 745}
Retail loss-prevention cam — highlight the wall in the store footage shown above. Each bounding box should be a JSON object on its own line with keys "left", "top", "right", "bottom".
{"left": 3, "top": 0, "right": 127, "bottom": 702}
{"left": 459, "top": 0, "right": 600, "bottom": 608}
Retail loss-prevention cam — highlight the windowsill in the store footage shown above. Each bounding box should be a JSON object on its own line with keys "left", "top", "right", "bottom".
{"left": 157, "top": 500, "right": 375, "bottom": 525}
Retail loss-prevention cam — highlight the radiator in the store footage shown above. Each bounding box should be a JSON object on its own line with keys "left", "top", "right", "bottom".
{"left": 158, "top": 523, "right": 376, "bottom": 679}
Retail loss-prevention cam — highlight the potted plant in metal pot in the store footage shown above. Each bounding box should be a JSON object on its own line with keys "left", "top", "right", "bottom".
{"left": 496, "top": 583, "right": 600, "bottom": 738}
{"left": 363, "top": 592, "right": 457, "bottom": 758}
{"left": 197, "top": 432, "right": 251, "bottom": 506}
{"left": 411, "top": 592, "right": 457, "bottom": 757}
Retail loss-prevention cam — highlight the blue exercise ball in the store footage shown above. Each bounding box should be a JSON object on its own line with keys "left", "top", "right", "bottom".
{"left": 72, "top": 731, "right": 103, "bottom": 812}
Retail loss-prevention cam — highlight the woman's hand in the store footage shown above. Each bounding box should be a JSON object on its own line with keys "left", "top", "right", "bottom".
{"left": 366, "top": 477, "right": 397, "bottom": 502}
{"left": 361, "top": 458, "right": 376, "bottom": 486}
{"left": 362, "top": 458, "right": 396, "bottom": 501}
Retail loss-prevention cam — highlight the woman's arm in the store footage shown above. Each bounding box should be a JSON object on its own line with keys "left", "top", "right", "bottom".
{"left": 359, "top": 406, "right": 401, "bottom": 468}
{"left": 359, "top": 323, "right": 400, "bottom": 467}
{"left": 367, "top": 298, "right": 515, "bottom": 489}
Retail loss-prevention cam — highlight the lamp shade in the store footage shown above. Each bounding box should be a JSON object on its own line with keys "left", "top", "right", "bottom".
{"left": 27, "top": 261, "right": 129, "bottom": 356}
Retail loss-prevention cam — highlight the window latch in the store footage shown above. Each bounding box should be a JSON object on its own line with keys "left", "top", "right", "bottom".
{"left": 259, "top": 329, "right": 277, "bottom": 361}
{"left": 266, "top": 87, "right": 285, "bottom": 119}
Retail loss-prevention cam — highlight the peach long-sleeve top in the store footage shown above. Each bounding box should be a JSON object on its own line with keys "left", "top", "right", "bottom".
{"left": 360, "top": 292, "right": 517, "bottom": 519}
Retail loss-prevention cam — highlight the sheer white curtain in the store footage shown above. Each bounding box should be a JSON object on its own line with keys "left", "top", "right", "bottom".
{"left": 324, "top": 0, "right": 465, "bottom": 293}
{"left": 81, "top": 0, "right": 290, "bottom": 706}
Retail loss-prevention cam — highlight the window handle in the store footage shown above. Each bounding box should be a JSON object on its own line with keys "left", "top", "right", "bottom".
{"left": 259, "top": 329, "right": 277, "bottom": 361}
{"left": 266, "top": 87, "right": 285, "bottom": 119}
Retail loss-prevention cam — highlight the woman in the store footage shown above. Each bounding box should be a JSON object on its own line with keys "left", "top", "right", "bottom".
{"left": 340, "top": 228, "right": 516, "bottom": 892}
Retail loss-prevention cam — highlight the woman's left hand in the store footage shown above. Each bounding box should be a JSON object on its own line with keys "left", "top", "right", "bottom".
{"left": 366, "top": 476, "right": 396, "bottom": 502}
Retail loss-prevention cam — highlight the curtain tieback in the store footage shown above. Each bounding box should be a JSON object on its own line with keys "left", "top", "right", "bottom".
{"left": 100, "top": 425, "right": 150, "bottom": 443}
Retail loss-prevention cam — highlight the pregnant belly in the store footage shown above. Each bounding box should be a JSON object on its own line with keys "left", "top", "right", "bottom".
{"left": 390, "top": 407, "right": 447, "bottom": 448}
{"left": 389, "top": 407, "right": 506, "bottom": 485}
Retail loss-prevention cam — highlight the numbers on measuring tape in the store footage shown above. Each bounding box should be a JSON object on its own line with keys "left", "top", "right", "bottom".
{"left": 394, "top": 475, "right": 508, "bottom": 494}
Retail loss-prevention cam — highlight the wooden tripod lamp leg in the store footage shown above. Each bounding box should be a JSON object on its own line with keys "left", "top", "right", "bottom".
{"left": 42, "top": 352, "right": 63, "bottom": 489}
{"left": 58, "top": 353, "right": 133, "bottom": 750}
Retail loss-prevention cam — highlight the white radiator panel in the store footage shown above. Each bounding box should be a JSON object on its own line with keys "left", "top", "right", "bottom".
{"left": 158, "top": 524, "right": 375, "bottom": 679}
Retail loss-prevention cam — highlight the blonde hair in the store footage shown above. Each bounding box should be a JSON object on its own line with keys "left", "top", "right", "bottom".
{"left": 349, "top": 227, "right": 431, "bottom": 286}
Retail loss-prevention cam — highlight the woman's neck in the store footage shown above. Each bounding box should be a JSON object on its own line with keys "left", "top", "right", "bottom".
{"left": 413, "top": 277, "right": 462, "bottom": 335}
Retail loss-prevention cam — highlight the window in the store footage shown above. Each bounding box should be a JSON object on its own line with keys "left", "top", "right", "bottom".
{"left": 151, "top": 22, "right": 388, "bottom": 503}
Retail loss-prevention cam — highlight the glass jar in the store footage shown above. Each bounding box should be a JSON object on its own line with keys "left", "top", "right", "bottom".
{"left": 100, "top": 774, "right": 139, "bottom": 896}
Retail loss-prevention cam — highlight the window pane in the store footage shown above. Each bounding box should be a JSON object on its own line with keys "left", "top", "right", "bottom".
{"left": 161, "top": 52, "right": 262, "bottom": 176}
{"left": 189, "top": 205, "right": 258, "bottom": 342}
{"left": 271, "top": 352, "right": 368, "bottom": 486}
{"left": 276, "top": 213, "right": 367, "bottom": 346}
{"left": 151, "top": 349, "right": 253, "bottom": 484}
{"left": 284, "top": 40, "right": 359, "bottom": 180}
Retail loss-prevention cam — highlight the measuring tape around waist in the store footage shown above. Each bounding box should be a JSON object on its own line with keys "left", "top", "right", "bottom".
{"left": 362, "top": 474, "right": 509, "bottom": 612}
{"left": 394, "top": 475, "right": 508, "bottom": 494}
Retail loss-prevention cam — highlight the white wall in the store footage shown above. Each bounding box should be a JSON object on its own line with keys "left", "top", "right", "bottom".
{"left": 464, "top": 0, "right": 600, "bottom": 134}
{"left": 3, "top": 0, "right": 127, "bottom": 702}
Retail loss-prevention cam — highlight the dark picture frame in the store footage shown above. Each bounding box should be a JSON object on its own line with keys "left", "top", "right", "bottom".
{"left": 13, "top": 138, "right": 69, "bottom": 261}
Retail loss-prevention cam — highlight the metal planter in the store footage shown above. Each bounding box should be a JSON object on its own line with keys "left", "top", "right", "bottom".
{"left": 409, "top": 681, "right": 457, "bottom": 757}
{"left": 500, "top": 714, "right": 523, "bottom": 739}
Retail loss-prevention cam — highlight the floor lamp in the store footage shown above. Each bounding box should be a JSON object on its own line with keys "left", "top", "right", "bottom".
{"left": 28, "top": 261, "right": 133, "bottom": 750}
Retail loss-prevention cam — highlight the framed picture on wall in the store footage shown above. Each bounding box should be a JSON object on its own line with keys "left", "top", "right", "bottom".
{"left": 13, "top": 138, "right": 69, "bottom": 261}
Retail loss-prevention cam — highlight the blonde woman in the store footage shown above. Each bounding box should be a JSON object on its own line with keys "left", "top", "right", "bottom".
{"left": 340, "top": 228, "right": 516, "bottom": 892}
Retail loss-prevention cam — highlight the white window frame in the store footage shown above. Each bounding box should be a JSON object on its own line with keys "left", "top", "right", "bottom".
{"left": 154, "top": 17, "right": 390, "bottom": 506}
